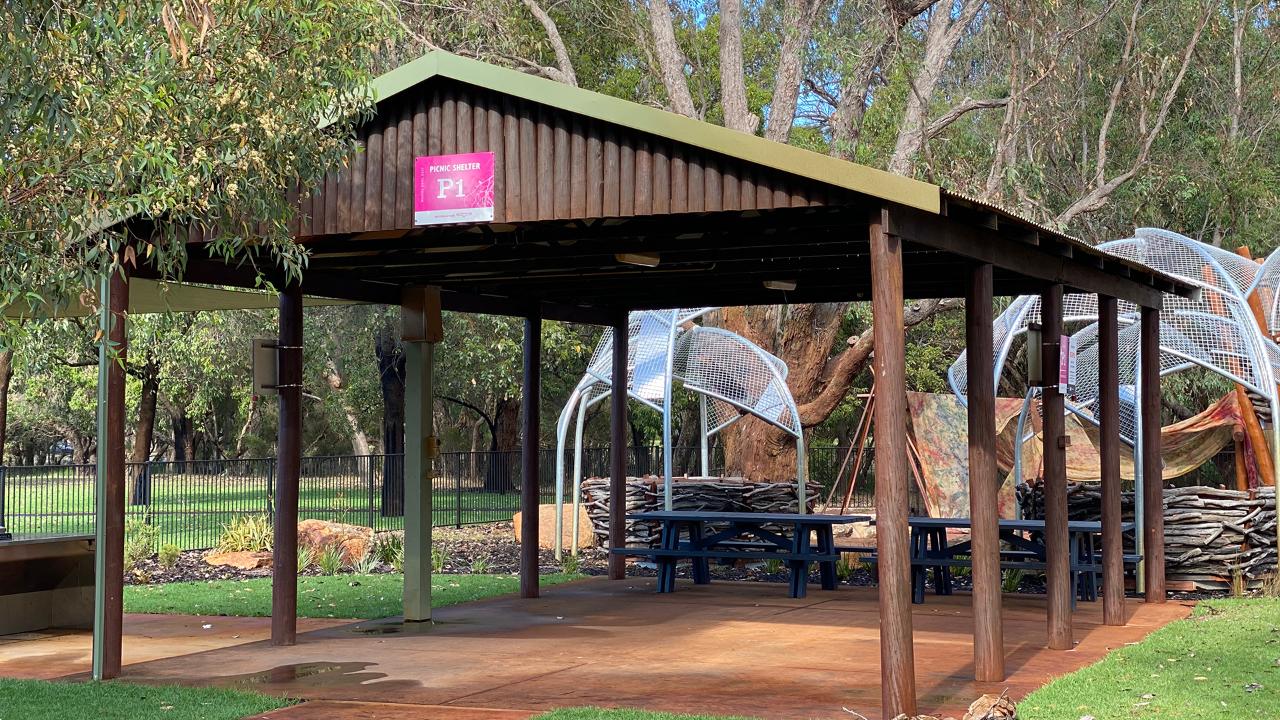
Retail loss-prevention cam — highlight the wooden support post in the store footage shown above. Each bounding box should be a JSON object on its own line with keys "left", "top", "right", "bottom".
{"left": 92, "top": 265, "right": 128, "bottom": 680}
{"left": 966, "top": 263, "right": 1003, "bottom": 682}
{"left": 608, "top": 309, "right": 629, "bottom": 580}
{"left": 402, "top": 286, "right": 442, "bottom": 621}
{"left": 1040, "top": 284, "right": 1072, "bottom": 650}
{"left": 1141, "top": 306, "right": 1165, "bottom": 602}
{"left": 870, "top": 207, "right": 917, "bottom": 718}
{"left": 521, "top": 309, "right": 542, "bottom": 598}
{"left": 1098, "top": 295, "right": 1126, "bottom": 626}
{"left": 271, "top": 284, "right": 302, "bottom": 646}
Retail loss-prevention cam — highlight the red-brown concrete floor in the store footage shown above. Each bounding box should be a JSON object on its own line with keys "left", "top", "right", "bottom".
{"left": 2, "top": 577, "right": 1192, "bottom": 719}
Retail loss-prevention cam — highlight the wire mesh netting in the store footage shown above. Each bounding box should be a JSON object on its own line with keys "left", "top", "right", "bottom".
{"left": 949, "top": 227, "right": 1280, "bottom": 448}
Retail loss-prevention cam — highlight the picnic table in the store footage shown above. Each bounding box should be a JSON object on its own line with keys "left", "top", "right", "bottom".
{"left": 884, "top": 517, "right": 1139, "bottom": 604}
{"left": 612, "top": 511, "right": 871, "bottom": 598}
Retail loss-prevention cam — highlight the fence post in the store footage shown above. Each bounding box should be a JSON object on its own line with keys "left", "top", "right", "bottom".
{"left": 367, "top": 455, "right": 376, "bottom": 530}
{"left": 456, "top": 455, "right": 462, "bottom": 528}
{"left": 0, "top": 466, "right": 9, "bottom": 540}
{"left": 266, "top": 458, "right": 275, "bottom": 524}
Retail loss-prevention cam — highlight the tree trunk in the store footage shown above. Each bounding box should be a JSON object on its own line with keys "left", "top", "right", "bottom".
{"left": 718, "top": 300, "right": 959, "bottom": 480}
{"left": 718, "top": 0, "right": 759, "bottom": 133}
{"left": 764, "top": 0, "right": 819, "bottom": 142}
{"left": 171, "top": 409, "right": 193, "bottom": 470}
{"left": 646, "top": 0, "right": 697, "bottom": 116}
{"left": 128, "top": 352, "right": 159, "bottom": 505}
{"left": 0, "top": 349, "right": 12, "bottom": 465}
{"left": 484, "top": 397, "right": 520, "bottom": 493}
{"left": 376, "top": 322, "right": 406, "bottom": 516}
{"left": 323, "top": 357, "right": 372, "bottom": 456}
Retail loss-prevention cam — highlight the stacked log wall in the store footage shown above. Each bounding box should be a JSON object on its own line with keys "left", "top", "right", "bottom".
{"left": 1019, "top": 481, "right": 1277, "bottom": 589}
{"left": 580, "top": 476, "right": 820, "bottom": 548}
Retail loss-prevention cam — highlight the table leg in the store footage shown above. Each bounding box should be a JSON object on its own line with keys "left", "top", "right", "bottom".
{"left": 911, "top": 526, "right": 925, "bottom": 605}
{"left": 657, "top": 520, "right": 677, "bottom": 593}
{"left": 818, "top": 525, "right": 837, "bottom": 591}
{"left": 1069, "top": 533, "right": 1080, "bottom": 610}
{"left": 689, "top": 521, "right": 710, "bottom": 585}
{"left": 933, "top": 528, "right": 953, "bottom": 596}
{"left": 788, "top": 521, "right": 810, "bottom": 599}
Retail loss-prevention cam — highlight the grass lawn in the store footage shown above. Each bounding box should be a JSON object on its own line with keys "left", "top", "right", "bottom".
{"left": 0, "top": 677, "right": 290, "bottom": 720}
{"left": 532, "top": 710, "right": 752, "bottom": 719}
{"left": 123, "top": 572, "right": 582, "bottom": 619}
{"left": 1021, "top": 597, "right": 1280, "bottom": 719}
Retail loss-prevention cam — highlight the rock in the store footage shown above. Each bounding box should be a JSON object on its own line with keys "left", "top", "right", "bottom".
{"left": 204, "top": 550, "right": 273, "bottom": 570}
{"left": 963, "top": 693, "right": 1016, "bottom": 720}
{"left": 297, "top": 519, "right": 374, "bottom": 564}
{"left": 512, "top": 504, "right": 597, "bottom": 550}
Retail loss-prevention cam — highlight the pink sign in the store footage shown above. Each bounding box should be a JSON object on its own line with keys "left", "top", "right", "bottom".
{"left": 414, "top": 152, "right": 495, "bottom": 225}
{"left": 1059, "top": 333, "right": 1076, "bottom": 393}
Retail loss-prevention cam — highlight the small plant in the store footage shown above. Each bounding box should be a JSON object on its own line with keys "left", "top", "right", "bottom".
{"left": 157, "top": 543, "right": 181, "bottom": 570}
{"left": 316, "top": 546, "right": 346, "bottom": 575}
{"left": 374, "top": 533, "right": 403, "bottom": 566}
{"left": 131, "top": 568, "right": 152, "bottom": 585}
{"left": 124, "top": 516, "right": 158, "bottom": 569}
{"left": 761, "top": 558, "right": 784, "bottom": 574}
{"left": 297, "top": 546, "right": 316, "bottom": 573}
{"left": 430, "top": 543, "right": 444, "bottom": 573}
{"left": 216, "top": 514, "right": 273, "bottom": 553}
{"left": 1231, "top": 568, "right": 1246, "bottom": 598}
{"left": 1001, "top": 569, "right": 1024, "bottom": 594}
{"left": 469, "top": 557, "right": 490, "bottom": 574}
{"left": 836, "top": 554, "right": 858, "bottom": 582}
{"left": 352, "top": 548, "right": 380, "bottom": 575}
{"left": 561, "top": 554, "right": 580, "bottom": 575}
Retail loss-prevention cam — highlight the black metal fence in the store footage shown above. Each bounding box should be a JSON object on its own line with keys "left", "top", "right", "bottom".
{"left": 0, "top": 445, "right": 876, "bottom": 550}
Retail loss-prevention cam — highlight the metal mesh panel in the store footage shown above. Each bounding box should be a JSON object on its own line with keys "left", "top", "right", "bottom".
{"left": 950, "top": 227, "right": 1280, "bottom": 448}
{"left": 675, "top": 326, "right": 800, "bottom": 435}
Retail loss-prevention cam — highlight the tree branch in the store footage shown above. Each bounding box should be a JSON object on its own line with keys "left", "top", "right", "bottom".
{"left": 520, "top": 0, "right": 578, "bottom": 86}
{"left": 646, "top": 0, "right": 696, "bottom": 116}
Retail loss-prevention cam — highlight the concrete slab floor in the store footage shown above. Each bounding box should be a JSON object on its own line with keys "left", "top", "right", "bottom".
{"left": 1, "top": 577, "right": 1191, "bottom": 719}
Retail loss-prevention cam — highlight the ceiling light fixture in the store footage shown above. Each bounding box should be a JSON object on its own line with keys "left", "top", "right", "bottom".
{"left": 615, "top": 252, "right": 661, "bottom": 267}
{"left": 763, "top": 280, "right": 797, "bottom": 291}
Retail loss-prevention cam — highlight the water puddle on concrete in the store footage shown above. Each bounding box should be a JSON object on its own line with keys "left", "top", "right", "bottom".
{"left": 226, "top": 662, "right": 364, "bottom": 685}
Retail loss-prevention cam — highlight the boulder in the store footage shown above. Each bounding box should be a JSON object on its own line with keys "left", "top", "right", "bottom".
{"left": 512, "top": 503, "right": 597, "bottom": 550}
{"left": 204, "top": 550, "right": 273, "bottom": 570}
{"left": 297, "top": 519, "right": 374, "bottom": 564}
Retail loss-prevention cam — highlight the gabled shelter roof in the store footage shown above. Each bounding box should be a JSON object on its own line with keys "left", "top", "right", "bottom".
{"left": 2, "top": 280, "right": 349, "bottom": 320}
{"left": 149, "top": 51, "right": 1195, "bottom": 318}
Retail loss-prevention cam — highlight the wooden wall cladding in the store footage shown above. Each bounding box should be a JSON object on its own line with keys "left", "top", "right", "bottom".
{"left": 290, "top": 79, "right": 834, "bottom": 237}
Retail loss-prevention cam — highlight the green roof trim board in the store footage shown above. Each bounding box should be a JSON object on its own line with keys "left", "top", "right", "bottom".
{"left": 360, "top": 51, "right": 941, "bottom": 214}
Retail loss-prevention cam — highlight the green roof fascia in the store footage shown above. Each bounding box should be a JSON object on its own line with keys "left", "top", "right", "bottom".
{"left": 364, "top": 51, "right": 941, "bottom": 214}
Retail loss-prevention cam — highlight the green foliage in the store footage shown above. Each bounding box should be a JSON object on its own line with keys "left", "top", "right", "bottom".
{"left": 761, "top": 558, "right": 783, "bottom": 575}
{"left": 374, "top": 532, "right": 404, "bottom": 566}
{"left": 1021, "top": 598, "right": 1280, "bottom": 719}
{"left": 835, "top": 554, "right": 858, "bottom": 582}
{"left": 215, "top": 515, "right": 272, "bottom": 553}
{"left": 561, "top": 554, "right": 580, "bottom": 575}
{"left": 297, "top": 546, "right": 316, "bottom": 573}
{"left": 468, "top": 557, "right": 491, "bottom": 574}
{"left": 352, "top": 548, "right": 380, "bottom": 575}
{"left": 316, "top": 546, "right": 346, "bottom": 575}
{"left": 0, "top": 678, "right": 291, "bottom": 720}
{"left": 157, "top": 543, "right": 181, "bottom": 569}
{"left": 430, "top": 544, "right": 444, "bottom": 574}
{"left": 124, "top": 573, "right": 584, "bottom": 619}
{"left": 1001, "top": 569, "right": 1024, "bottom": 594}
{"left": 0, "top": 1, "right": 399, "bottom": 311}
{"left": 124, "top": 516, "right": 158, "bottom": 568}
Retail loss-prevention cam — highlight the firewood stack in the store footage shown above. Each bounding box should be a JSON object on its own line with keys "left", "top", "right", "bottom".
{"left": 1018, "top": 480, "right": 1277, "bottom": 589}
{"left": 579, "top": 476, "right": 820, "bottom": 548}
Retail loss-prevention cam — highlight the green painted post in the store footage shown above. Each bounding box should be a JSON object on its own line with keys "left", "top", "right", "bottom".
{"left": 91, "top": 272, "right": 109, "bottom": 680}
{"left": 403, "top": 339, "right": 434, "bottom": 621}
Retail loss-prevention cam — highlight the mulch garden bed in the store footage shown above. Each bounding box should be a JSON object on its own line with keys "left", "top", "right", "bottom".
{"left": 122, "top": 520, "right": 1230, "bottom": 600}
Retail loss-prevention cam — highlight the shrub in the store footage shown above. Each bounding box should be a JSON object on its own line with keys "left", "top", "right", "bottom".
{"left": 352, "top": 548, "right": 380, "bottom": 574}
{"left": 373, "top": 533, "right": 403, "bottom": 566}
{"left": 297, "top": 546, "right": 316, "bottom": 573}
{"left": 762, "top": 558, "right": 783, "bottom": 575}
{"left": 157, "top": 543, "right": 181, "bottom": 570}
{"left": 430, "top": 544, "right": 444, "bottom": 573}
{"left": 316, "top": 546, "right": 345, "bottom": 575}
{"left": 561, "top": 554, "right": 580, "bottom": 575}
{"left": 216, "top": 514, "right": 273, "bottom": 553}
{"left": 124, "top": 517, "right": 158, "bottom": 569}
{"left": 835, "top": 554, "right": 858, "bottom": 581}
{"left": 469, "top": 557, "right": 490, "bottom": 574}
